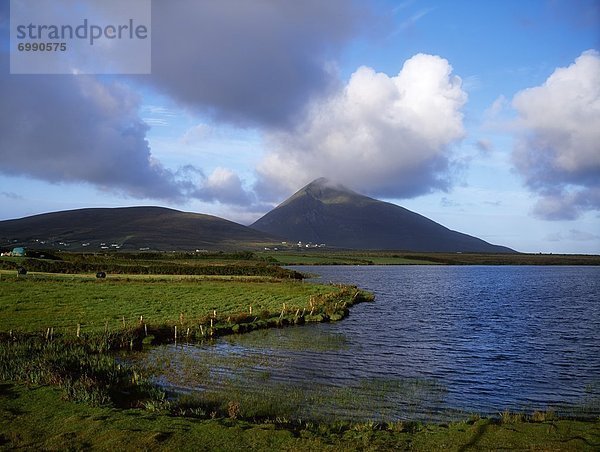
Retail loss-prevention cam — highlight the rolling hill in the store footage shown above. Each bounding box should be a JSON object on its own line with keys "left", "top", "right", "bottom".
{"left": 251, "top": 178, "right": 515, "bottom": 253}
{"left": 0, "top": 206, "right": 279, "bottom": 251}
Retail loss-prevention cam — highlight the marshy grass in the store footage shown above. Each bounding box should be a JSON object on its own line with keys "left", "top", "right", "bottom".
{"left": 530, "top": 409, "right": 556, "bottom": 422}
{"left": 499, "top": 409, "right": 524, "bottom": 424}
{"left": 1, "top": 332, "right": 598, "bottom": 450}
{"left": 138, "top": 340, "right": 449, "bottom": 424}
{"left": 0, "top": 336, "right": 162, "bottom": 407}
{"left": 2, "top": 382, "right": 599, "bottom": 451}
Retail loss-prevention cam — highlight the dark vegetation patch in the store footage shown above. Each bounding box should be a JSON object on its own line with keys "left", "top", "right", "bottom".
{"left": 0, "top": 250, "right": 301, "bottom": 279}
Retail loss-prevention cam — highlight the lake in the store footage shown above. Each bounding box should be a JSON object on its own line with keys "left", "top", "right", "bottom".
{"left": 142, "top": 265, "right": 600, "bottom": 422}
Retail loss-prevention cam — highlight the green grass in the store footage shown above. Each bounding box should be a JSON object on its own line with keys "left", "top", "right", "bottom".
{"left": 0, "top": 253, "right": 300, "bottom": 278}
{"left": 1, "top": 384, "right": 598, "bottom": 451}
{"left": 0, "top": 338, "right": 161, "bottom": 407}
{"left": 256, "top": 251, "right": 438, "bottom": 265}
{"left": 0, "top": 272, "right": 355, "bottom": 335}
{"left": 257, "top": 250, "right": 600, "bottom": 266}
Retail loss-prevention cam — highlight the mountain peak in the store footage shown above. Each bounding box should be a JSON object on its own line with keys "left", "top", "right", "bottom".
{"left": 307, "top": 177, "right": 331, "bottom": 187}
{"left": 303, "top": 177, "right": 351, "bottom": 192}
{"left": 282, "top": 178, "right": 361, "bottom": 207}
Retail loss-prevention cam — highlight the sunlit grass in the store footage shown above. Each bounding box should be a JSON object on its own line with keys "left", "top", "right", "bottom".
{"left": 0, "top": 272, "right": 351, "bottom": 335}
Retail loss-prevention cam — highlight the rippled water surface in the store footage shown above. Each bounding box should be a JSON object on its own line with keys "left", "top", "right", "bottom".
{"left": 144, "top": 265, "right": 600, "bottom": 421}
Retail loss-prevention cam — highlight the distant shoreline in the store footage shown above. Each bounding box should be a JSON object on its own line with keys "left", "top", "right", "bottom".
{"left": 258, "top": 250, "right": 600, "bottom": 266}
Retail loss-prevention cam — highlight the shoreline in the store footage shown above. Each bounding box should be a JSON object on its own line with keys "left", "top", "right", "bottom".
{"left": 1, "top": 382, "right": 598, "bottom": 451}
{"left": 261, "top": 251, "right": 600, "bottom": 266}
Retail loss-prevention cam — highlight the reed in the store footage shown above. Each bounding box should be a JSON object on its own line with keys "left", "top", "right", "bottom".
{"left": 0, "top": 336, "right": 162, "bottom": 407}
{"left": 500, "top": 410, "right": 524, "bottom": 424}
{"left": 530, "top": 410, "right": 556, "bottom": 422}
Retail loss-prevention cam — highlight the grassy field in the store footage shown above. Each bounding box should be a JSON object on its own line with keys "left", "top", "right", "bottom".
{"left": 0, "top": 272, "right": 350, "bottom": 335}
{"left": 1, "top": 384, "right": 598, "bottom": 451}
{"left": 257, "top": 250, "right": 600, "bottom": 265}
{"left": 257, "top": 252, "right": 435, "bottom": 265}
{"left": 0, "top": 251, "right": 299, "bottom": 278}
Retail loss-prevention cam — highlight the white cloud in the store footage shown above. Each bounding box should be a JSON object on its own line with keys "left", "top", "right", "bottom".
{"left": 255, "top": 54, "right": 467, "bottom": 200}
{"left": 511, "top": 49, "right": 600, "bottom": 220}
{"left": 194, "top": 168, "right": 252, "bottom": 206}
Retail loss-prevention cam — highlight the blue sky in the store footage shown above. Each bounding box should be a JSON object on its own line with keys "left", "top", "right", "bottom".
{"left": 1, "top": 0, "right": 599, "bottom": 253}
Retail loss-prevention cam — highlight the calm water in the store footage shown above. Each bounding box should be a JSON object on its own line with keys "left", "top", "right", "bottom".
{"left": 144, "top": 266, "right": 600, "bottom": 421}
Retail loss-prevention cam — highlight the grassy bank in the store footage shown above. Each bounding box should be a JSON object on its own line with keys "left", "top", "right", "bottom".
{"left": 0, "top": 272, "right": 371, "bottom": 339}
{"left": 1, "top": 383, "right": 598, "bottom": 451}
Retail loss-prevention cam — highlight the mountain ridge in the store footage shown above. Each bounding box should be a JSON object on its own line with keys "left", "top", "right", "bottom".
{"left": 1, "top": 180, "right": 516, "bottom": 253}
{"left": 0, "top": 206, "right": 279, "bottom": 251}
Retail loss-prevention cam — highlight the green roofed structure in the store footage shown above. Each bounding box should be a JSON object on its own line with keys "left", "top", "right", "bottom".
{"left": 11, "top": 247, "right": 25, "bottom": 256}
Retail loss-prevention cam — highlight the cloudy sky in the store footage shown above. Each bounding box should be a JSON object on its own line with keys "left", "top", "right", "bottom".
{"left": 1, "top": 0, "right": 599, "bottom": 253}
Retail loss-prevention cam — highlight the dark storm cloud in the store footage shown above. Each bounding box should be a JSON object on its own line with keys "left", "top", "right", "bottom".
{"left": 0, "top": 61, "right": 261, "bottom": 206}
{"left": 0, "top": 67, "right": 192, "bottom": 201}
{"left": 0, "top": 2, "right": 192, "bottom": 201}
{"left": 149, "top": 0, "right": 367, "bottom": 127}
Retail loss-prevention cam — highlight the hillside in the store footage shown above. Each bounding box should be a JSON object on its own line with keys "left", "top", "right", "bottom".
{"left": 251, "top": 178, "right": 515, "bottom": 253}
{"left": 0, "top": 206, "right": 278, "bottom": 251}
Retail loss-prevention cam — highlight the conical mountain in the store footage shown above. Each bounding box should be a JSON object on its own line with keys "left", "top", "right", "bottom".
{"left": 252, "top": 178, "right": 514, "bottom": 252}
{"left": 0, "top": 206, "right": 278, "bottom": 251}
